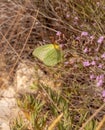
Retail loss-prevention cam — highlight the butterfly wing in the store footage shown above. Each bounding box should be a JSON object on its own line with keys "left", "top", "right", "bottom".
{"left": 33, "top": 44, "right": 62, "bottom": 66}
{"left": 33, "top": 44, "right": 54, "bottom": 61}
{"left": 43, "top": 47, "right": 62, "bottom": 66}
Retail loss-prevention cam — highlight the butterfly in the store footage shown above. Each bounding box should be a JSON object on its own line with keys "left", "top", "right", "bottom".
{"left": 33, "top": 43, "right": 63, "bottom": 66}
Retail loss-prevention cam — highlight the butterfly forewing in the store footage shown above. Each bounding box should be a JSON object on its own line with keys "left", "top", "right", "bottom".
{"left": 33, "top": 44, "right": 54, "bottom": 61}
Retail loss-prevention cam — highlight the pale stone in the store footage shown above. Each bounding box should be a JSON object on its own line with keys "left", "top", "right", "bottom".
{"left": 15, "top": 61, "right": 36, "bottom": 93}
{"left": 1, "top": 87, "right": 15, "bottom": 98}
{"left": 0, "top": 122, "right": 10, "bottom": 130}
{"left": 0, "top": 98, "right": 17, "bottom": 120}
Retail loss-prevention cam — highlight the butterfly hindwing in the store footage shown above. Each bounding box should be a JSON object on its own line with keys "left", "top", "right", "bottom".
{"left": 44, "top": 48, "right": 62, "bottom": 66}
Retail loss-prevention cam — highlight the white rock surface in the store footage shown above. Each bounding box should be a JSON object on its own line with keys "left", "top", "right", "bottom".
{"left": 1, "top": 87, "right": 15, "bottom": 98}
{"left": 0, "top": 61, "right": 38, "bottom": 130}
{"left": 0, "top": 121, "right": 10, "bottom": 130}
{"left": 15, "top": 61, "right": 37, "bottom": 93}
{"left": 0, "top": 97, "right": 19, "bottom": 130}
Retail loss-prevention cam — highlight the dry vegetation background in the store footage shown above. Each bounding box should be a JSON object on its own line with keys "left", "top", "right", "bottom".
{"left": 0, "top": 0, "right": 105, "bottom": 130}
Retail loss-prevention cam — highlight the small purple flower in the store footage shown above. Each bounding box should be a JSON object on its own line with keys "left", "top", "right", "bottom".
{"left": 91, "top": 61, "right": 96, "bottom": 66}
{"left": 66, "top": 14, "right": 70, "bottom": 18}
{"left": 96, "top": 75, "right": 104, "bottom": 81}
{"left": 59, "top": 44, "right": 64, "bottom": 48}
{"left": 56, "top": 31, "right": 61, "bottom": 36}
{"left": 76, "top": 36, "right": 80, "bottom": 41}
{"left": 83, "top": 61, "right": 90, "bottom": 67}
{"left": 74, "top": 16, "right": 78, "bottom": 20}
{"left": 90, "top": 74, "right": 95, "bottom": 80}
{"left": 96, "top": 75, "right": 104, "bottom": 87}
{"left": 100, "top": 75, "right": 104, "bottom": 80}
{"left": 81, "top": 31, "right": 88, "bottom": 36}
{"left": 101, "top": 53, "right": 105, "bottom": 59}
{"left": 97, "top": 36, "right": 104, "bottom": 44}
{"left": 96, "top": 79, "right": 103, "bottom": 87}
{"left": 98, "top": 64, "right": 103, "bottom": 68}
{"left": 96, "top": 76, "right": 100, "bottom": 81}
{"left": 83, "top": 47, "right": 88, "bottom": 53}
{"left": 90, "top": 35, "right": 94, "bottom": 40}
{"left": 95, "top": 56, "right": 99, "bottom": 61}
{"left": 102, "top": 90, "right": 105, "bottom": 97}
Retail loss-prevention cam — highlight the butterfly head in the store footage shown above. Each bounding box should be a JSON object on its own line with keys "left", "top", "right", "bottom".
{"left": 53, "top": 43, "right": 60, "bottom": 50}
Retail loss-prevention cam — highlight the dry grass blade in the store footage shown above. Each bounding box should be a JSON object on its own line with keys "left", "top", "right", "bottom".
{"left": 0, "top": 31, "right": 21, "bottom": 61}
{"left": 96, "top": 115, "right": 105, "bottom": 130}
{"left": 48, "top": 113, "right": 63, "bottom": 130}
{"left": 79, "top": 103, "right": 105, "bottom": 130}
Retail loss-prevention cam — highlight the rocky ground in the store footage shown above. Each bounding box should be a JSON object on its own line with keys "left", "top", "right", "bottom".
{"left": 0, "top": 1, "right": 44, "bottom": 129}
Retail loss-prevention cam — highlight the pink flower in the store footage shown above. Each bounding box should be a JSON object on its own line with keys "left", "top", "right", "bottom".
{"left": 100, "top": 75, "right": 104, "bottom": 79}
{"left": 101, "top": 53, "right": 105, "bottom": 59}
{"left": 56, "top": 31, "right": 61, "bottom": 36}
{"left": 74, "top": 16, "right": 78, "bottom": 20}
{"left": 90, "top": 74, "right": 95, "bottom": 80}
{"left": 96, "top": 79, "right": 103, "bottom": 87}
{"left": 66, "top": 14, "right": 70, "bottom": 18}
{"left": 97, "top": 36, "right": 104, "bottom": 44}
{"left": 81, "top": 31, "right": 88, "bottom": 36}
{"left": 95, "top": 57, "right": 99, "bottom": 61}
{"left": 83, "top": 47, "right": 88, "bottom": 53}
{"left": 90, "top": 35, "right": 94, "bottom": 40}
{"left": 98, "top": 64, "right": 103, "bottom": 68}
{"left": 91, "top": 61, "right": 96, "bottom": 65}
{"left": 96, "top": 75, "right": 104, "bottom": 87}
{"left": 83, "top": 61, "right": 90, "bottom": 67}
{"left": 76, "top": 36, "right": 80, "bottom": 40}
{"left": 96, "top": 75, "right": 104, "bottom": 81}
{"left": 102, "top": 90, "right": 105, "bottom": 97}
